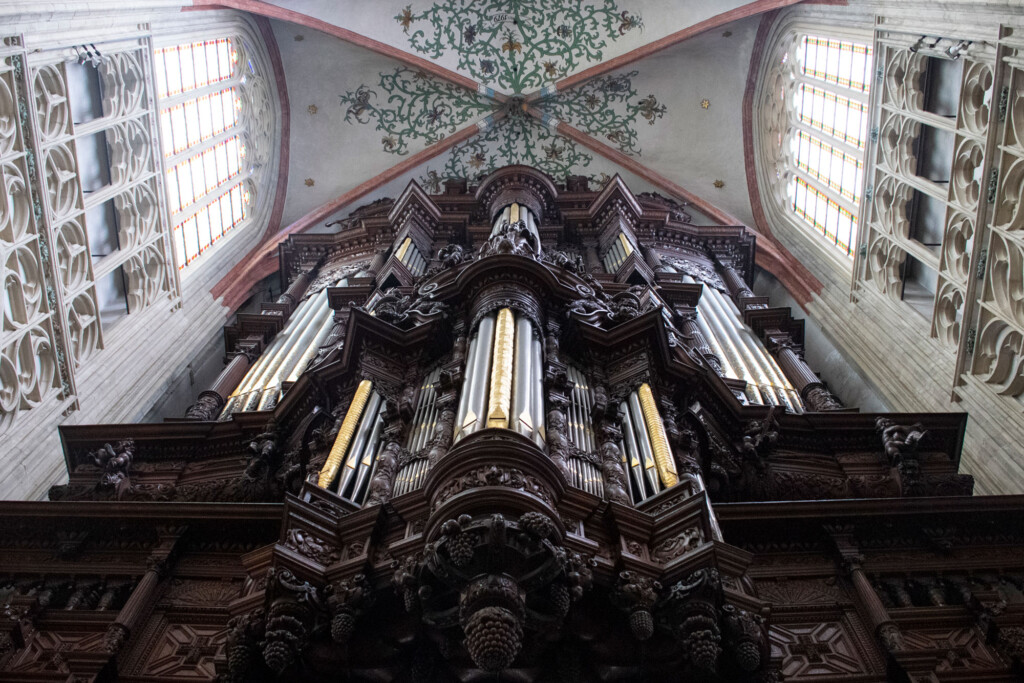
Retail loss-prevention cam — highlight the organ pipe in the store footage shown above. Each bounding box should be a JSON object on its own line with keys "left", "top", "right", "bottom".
{"left": 318, "top": 379, "right": 374, "bottom": 488}
{"left": 530, "top": 336, "right": 545, "bottom": 446}
{"left": 221, "top": 288, "right": 325, "bottom": 416}
{"left": 486, "top": 308, "right": 515, "bottom": 429}
{"left": 512, "top": 316, "right": 533, "bottom": 437}
{"left": 454, "top": 314, "right": 495, "bottom": 441}
{"left": 637, "top": 383, "right": 678, "bottom": 487}
{"left": 454, "top": 308, "right": 545, "bottom": 444}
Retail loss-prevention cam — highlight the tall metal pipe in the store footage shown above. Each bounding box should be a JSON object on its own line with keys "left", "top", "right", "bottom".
{"left": 258, "top": 293, "right": 333, "bottom": 409}
{"left": 461, "top": 314, "right": 496, "bottom": 440}
{"left": 628, "top": 392, "right": 661, "bottom": 495}
{"left": 454, "top": 330, "right": 481, "bottom": 440}
{"left": 704, "top": 288, "right": 777, "bottom": 406}
{"left": 531, "top": 335, "right": 545, "bottom": 445}
{"left": 337, "top": 392, "right": 382, "bottom": 497}
{"left": 698, "top": 289, "right": 762, "bottom": 404}
{"left": 512, "top": 316, "right": 533, "bottom": 438}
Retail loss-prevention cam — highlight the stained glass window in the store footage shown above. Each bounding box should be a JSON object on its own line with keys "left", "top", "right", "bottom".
{"left": 155, "top": 37, "right": 254, "bottom": 270}
{"left": 784, "top": 34, "right": 872, "bottom": 257}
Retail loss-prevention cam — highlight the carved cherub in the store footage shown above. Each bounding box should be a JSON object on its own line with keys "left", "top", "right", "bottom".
{"left": 875, "top": 417, "right": 927, "bottom": 464}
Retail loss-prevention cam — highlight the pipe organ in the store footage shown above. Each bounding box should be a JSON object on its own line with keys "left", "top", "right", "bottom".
{"left": 602, "top": 231, "right": 637, "bottom": 272}
{"left": 394, "top": 236, "right": 427, "bottom": 276}
{"left": 40, "top": 165, "right": 998, "bottom": 683}
{"left": 454, "top": 307, "right": 546, "bottom": 446}
{"left": 317, "top": 379, "right": 386, "bottom": 504}
{"left": 392, "top": 366, "right": 442, "bottom": 496}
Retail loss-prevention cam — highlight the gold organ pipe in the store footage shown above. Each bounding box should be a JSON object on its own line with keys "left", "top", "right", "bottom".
{"left": 619, "top": 232, "right": 634, "bottom": 257}
{"left": 638, "top": 383, "right": 678, "bottom": 487}
{"left": 395, "top": 237, "right": 412, "bottom": 262}
{"left": 509, "top": 203, "right": 520, "bottom": 223}
{"left": 318, "top": 379, "right": 373, "bottom": 488}
{"left": 486, "top": 308, "right": 514, "bottom": 429}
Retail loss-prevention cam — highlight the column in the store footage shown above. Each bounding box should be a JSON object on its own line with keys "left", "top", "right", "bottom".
{"left": 276, "top": 269, "right": 313, "bottom": 315}
{"left": 828, "top": 527, "right": 905, "bottom": 660}
{"left": 104, "top": 527, "right": 185, "bottom": 656}
{"left": 184, "top": 352, "right": 252, "bottom": 421}
{"left": 642, "top": 245, "right": 663, "bottom": 271}
{"left": 365, "top": 248, "right": 388, "bottom": 278}
{"left": 720, "top": 263, "right": 755, "bottom": 300}
{"left": 679, "top": 311, "right": 723, "bottom": 374}
{"left": 769, "top": 335, "right": 843, "bottom": 411}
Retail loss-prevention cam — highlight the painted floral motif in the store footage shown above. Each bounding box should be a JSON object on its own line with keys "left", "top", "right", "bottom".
{"left": 339, "top": 67, "right": 492, "bottom": 155}
{"left": 540, "top": 71, "right": 667, "bottom": 156}
{"left": 426, "top": 110, "right": 592, "bottom": 183}
{"left": 395, "top": 0, "right": 644, "bottom": 94}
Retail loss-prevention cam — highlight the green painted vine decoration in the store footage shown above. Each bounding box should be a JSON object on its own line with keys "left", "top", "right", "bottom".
{"left": 540, "top": 71, "right": 666, "bottom": 156}
{"left": 339, "top": 67, "right": 492, "bottom": 154}
{"left": 395, "top": 0, "right": 644, "bottom": 94}
{"left": 422, "top": 110, "right": 594, "bottom": 185}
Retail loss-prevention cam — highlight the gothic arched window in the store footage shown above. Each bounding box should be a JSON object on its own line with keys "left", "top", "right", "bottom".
{"left": 153, "top": 25, "right": 275, "bottom": 271}
{"left": 759, "top": 30, "right": 873, "bottom": 259}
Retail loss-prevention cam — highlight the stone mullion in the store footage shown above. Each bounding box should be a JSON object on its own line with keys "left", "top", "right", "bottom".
{"left": 13, "top": 45, "right": 80, "bottom": 404}
{"left": 952, "top": 43, "right": 1009, "bottom": 393}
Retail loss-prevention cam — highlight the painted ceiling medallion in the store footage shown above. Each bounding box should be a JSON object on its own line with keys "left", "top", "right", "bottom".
{"left": 421, "top": 107, "right": 594, "bottom": 189}
{"left": 395, "top": 0, "right": 643, "bottom": 94}
{"left": 701, "top": 98, "right": 710, "bottom": 110}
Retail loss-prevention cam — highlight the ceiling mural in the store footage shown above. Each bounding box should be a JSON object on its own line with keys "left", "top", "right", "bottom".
{"left": 395, "top": 0, "right": 644, "bottom": 94}
{"left": 338, "top": 66, "right": 493, "bottom": 154}
{"left": 539, "top": 70, "right": 666, "bottom": 155}
{"left": 418, "top": 111, "right": 597, "bottom": 191}
{"left": 338, "top": 68, "right": 669, "bottom": 183}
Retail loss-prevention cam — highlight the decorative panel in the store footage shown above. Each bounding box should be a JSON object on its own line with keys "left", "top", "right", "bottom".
{"left": 771, "top": 620, "right": 870, "bottom": 678}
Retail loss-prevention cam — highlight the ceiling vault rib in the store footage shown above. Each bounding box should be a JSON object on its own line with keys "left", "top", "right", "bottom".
{"left": 211, "top": 115, "right": 500, "bottom": 311}
{"left": 532, "top": 0, "right": 806, "bottom": 99}
{"left": 188, "top": 0, "right": 488, "bottom": 95}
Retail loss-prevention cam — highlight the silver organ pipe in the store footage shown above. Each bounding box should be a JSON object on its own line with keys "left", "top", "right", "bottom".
{"left": 285, "top": 311, "right": 337, "bottom": 384}
{"left": 394, "top": 366, "right": 442, "bottom": 496}
{"left": 627, "top": 392, "right": 662, "bottom": 496}
{"left": 221, "top": 285, "right": 332, "bottom": 417}
{"left": 530, "top": 335, "right": 545, "bottom": 446}
{"left": 257, "top": 290, "right": 334, "bottom": 409}
{"left": 692, "top": 280, "right": 763, "bottom": 405}
{"left": 454, "top": 314, "right": 496, "bottom": 441}
{"left": 703, "top": 287, "right": 777, "bottom": 407}
{"left": 715, "top": 288, "right": 803, "bottom": 411}
{"left": 563, "top": 364, "right": 603, "bottom": 497}
{"left": 512, "top": 316, "right": 534, "bottom": 439}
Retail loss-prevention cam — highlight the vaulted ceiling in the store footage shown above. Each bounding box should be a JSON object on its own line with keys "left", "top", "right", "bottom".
{"left": 205, "top": 0, "right": 815, "bottom": 309}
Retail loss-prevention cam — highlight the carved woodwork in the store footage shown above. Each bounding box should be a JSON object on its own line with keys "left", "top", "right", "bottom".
{"left": 0, "top": 165, "right": 1018, "bottom": 682}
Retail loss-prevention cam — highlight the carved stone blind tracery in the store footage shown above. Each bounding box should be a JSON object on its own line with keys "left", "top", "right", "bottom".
{"left": 1, "top": 30, "right": 181, "bottom": 435}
